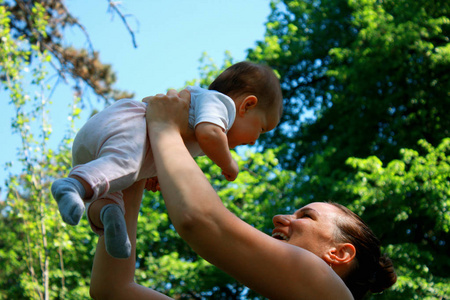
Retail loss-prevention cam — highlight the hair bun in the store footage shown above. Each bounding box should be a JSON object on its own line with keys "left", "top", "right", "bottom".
{"left": 370, "top": 254, "right": 397, "bottom": 293}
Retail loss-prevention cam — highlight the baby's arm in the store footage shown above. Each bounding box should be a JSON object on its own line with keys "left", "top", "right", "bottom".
{"left": 195, "top": 122, "right": 239, "bottom": 181}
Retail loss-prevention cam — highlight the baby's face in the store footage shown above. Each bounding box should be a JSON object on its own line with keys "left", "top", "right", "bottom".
{"left": 227, "top": 108, "right": 279, "bottom": 148}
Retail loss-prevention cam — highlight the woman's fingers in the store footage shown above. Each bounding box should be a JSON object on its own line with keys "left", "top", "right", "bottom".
{"left": 178, "top": 89, "right": 191, "bottom": 103}
{"left": 143, "top": 89, "right": 191, "bottom": 133}
{"left": 166, "top": 89, "right": 178, "bottom": 96}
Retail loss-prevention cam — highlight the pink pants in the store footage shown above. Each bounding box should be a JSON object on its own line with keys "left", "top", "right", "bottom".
{"left": 70, "top": 99, "right": 156, "bottom": 234}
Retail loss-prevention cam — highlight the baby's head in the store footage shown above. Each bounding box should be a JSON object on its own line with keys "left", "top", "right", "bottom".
{"left": 209, "top": 61, "right": 283, "bottom": 116}
{"left": 209, "top": 61, "right": 283, "bottom": 148}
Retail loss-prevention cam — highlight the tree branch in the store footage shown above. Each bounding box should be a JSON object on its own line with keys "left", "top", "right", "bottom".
{"left": 107, "top": 0, "right": 139, "bottom": 48}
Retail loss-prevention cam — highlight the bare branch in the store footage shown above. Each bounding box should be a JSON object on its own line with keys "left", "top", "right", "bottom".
{"left": 58, "top": 1, "right": 95, "bottom": 54}
{"left": 107, "top": 0, "right": 139, "bottom": 48}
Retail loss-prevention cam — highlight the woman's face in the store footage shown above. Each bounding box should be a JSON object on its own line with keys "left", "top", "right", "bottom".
{"left": 272, "top": 202, "right": 343, "bottom": 259}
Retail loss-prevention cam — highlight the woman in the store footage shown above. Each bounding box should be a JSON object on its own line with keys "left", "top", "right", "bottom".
{"left": 90, "top": 90, "right": 397, "bottom": 300}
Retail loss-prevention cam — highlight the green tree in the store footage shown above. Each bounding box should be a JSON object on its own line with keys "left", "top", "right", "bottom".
{"left": 247, "top": 0, "right": 450, "bottom": 298}
{"left": 249, "top": 0, "right": 449, "bottom": 180}
{"left": 0, "top": 3, "right": 96, "bottom": 298}
{"left": 0, "top": 1, "right": 133, "bottom": 298}
{"left": 4, "top": 0, "right": 133, "bottom": 103}
{"left": 3, "top": 0, "right": 449, "bottom": 299}
{"left": 342, "top": 139, "right": 450, "bottom": 299}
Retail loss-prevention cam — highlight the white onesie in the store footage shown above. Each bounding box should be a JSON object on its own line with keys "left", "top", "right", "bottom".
{"left": 69, "top": 86, "right": 235, "bottom": 233}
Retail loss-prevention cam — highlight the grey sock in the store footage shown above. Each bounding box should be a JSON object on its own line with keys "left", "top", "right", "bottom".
{"left": 100, "top": 204, "right": 131, "bottom": 259}
{"left": 51, "top": 177, "right": 86, "bottom": 225}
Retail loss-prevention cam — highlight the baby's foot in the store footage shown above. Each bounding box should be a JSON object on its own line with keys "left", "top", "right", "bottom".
{"left": 51, "top": 178, "right": 86, "bottom": 225}
{"left": 101, "top": 204, "right": 131, "bottom": 259}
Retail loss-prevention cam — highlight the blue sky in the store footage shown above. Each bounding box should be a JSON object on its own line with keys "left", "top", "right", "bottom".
{"left": 0, "top": 1, "right": 272, "bottom": 198}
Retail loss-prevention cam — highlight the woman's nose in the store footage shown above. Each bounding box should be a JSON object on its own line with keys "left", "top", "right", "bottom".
{"left": 272, "top": 214, "right": 292, "bottom": 226}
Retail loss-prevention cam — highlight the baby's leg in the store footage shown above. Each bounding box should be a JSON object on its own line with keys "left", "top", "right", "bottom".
{"left": 51, "top": 175, "right": 93, "bottom": 225}
{"left": 90, "top": 180, "right": 171, "bottom": 300}
{"left": 88, "top": 194, "right": 131, "bottom": 259}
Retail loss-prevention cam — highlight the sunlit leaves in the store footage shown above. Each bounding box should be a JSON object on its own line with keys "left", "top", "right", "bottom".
{"left": 341, "top": 139, "right": 450, "bottom": 299}
{"left": 0, "top": 2, "right": 94, "bottom": 298}
{"left": 2, "top": 0, "right": 449, "bottom": 298}
{"left": 248, "top": 2, "right": 449, "bottom": 297}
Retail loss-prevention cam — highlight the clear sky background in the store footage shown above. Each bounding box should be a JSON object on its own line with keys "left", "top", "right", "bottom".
{"left": 0, "top": 1, "right": 272, "bottom": 199}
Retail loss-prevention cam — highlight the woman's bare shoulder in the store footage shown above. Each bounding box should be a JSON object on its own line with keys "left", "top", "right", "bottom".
{"left": 193, "top": 212, "right": 353, "bottom": 300}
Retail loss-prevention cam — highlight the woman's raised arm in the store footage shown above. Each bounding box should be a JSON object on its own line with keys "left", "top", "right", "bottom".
{"left": 145, "top": 90, "right": 354, "bottom": 300}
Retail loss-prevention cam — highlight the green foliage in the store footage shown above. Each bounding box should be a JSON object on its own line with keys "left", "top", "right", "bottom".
{"left": 247, "top": 0, "right": 450, "bottom": 298}
{"left": 249, "top": 0, "right": 450, "bottom": 175}
{"left": 3, "top": 0, "right": 132, "bottom": 103}
{"left": 2, "top": 0, "right": 449, "bottom": 299}
{"left": 0, "top": 150, "right": 96, "bottom": 299}
{"left": 341, "top": 139, "right": 450, "bottom": 299}
{"left": 184, "top": 52, "right": 235, "bottom": 89}
{"left": 1, "top": 3, "right": 96, "bottom": 298}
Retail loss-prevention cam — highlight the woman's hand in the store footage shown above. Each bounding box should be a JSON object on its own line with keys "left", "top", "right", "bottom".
{"left": 142, "top": 89, "right": 191, "bottom": 135}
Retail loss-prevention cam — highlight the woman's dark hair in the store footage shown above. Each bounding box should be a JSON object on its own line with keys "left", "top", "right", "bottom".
{"left": 208, "top": 61, "right": 283, "bottom": 117}
{"left": 329, "top": 202, "right": 397, "bottom": 300}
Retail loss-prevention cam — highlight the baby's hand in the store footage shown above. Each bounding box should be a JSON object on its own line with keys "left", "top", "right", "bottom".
{"left": 145, "top": 176, "right": 160, "bottom": 192}
{"left": 221, "top": 159, "right": 239, "bottom": 181}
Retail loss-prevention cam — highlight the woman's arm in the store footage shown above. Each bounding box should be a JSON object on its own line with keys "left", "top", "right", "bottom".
{"left": 145, "top": 90, "right": 354, "bottom": 300}
{"left": 90, "top": 180, "right": 172, "bottom": 300}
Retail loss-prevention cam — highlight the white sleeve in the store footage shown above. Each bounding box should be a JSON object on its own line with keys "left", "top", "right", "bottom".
{"left": 191, "top": 88, "right": 236, "bottom": 132}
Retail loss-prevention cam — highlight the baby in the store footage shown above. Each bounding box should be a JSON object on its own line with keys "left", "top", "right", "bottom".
{"left": 51, "top": 61, "right": 283, "bottom": 258}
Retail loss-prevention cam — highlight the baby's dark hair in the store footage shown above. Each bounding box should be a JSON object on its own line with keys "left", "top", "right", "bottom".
{"left": 208, "top": 61, "right": 283, "bottom": 118}
{"left": 329, "top": 202, "right": 397, "bottom": 300}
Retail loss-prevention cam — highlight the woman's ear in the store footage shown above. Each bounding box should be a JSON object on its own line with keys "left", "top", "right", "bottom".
{"left": 325, "top": 243, "right": 356, "bottom": 266}
{"left": 237, "top": 95, "right": 258, "bottom": 115}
